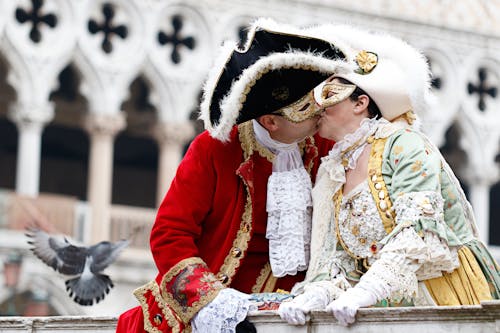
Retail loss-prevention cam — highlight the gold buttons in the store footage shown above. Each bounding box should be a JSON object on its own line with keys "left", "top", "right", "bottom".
{"left": 217, "top": 273, "right": 229, "bottom": 284}
{"left": 153, "top": 314, "right": 162, "bottom": 325}
{"left": 231, "top": 247, "right": 242, "bottom": 258}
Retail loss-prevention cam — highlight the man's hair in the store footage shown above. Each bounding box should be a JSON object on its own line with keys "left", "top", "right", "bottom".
{"left": 336, "top": 77, "right": 382, "bottom": 119}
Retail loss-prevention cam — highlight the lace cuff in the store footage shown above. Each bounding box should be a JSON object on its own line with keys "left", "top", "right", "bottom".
{"left": 415, "top": 231, "right": 459, "bottom": 280}
{"left": 191, "top": 288, "right": 255, "bottom": 333}
{"left": 362, "top": 229, "right": 421, "bottom": 302}
{"left": 360, "top": 254, "right": 418, "bottom": 302}
{"left": 266, "top": 167, "right": 312, "bottom": 277}
{"left": 380, "top": 206, "right": 460, "bottom": 281}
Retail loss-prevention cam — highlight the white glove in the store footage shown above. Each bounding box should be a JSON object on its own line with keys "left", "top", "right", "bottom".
{"left": 326, "top": 286, "right": 377, "bottom": 326}
{"left": 192, "top": 288, "right": 255, "bottom": 333}
{"left": 278, "top": 283, "right": 330, "bottom": 325}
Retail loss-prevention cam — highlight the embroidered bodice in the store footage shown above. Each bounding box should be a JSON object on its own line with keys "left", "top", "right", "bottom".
{"left": 336, "top": 181, "right": 387, "bottom": 262}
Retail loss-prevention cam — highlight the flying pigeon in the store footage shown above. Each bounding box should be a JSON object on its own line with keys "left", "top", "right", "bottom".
{"left": 26, "top": 228, "right": 129, "bottom": 306}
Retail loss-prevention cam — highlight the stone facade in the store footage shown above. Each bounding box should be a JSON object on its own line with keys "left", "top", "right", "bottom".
{"left": 0, "top": 0, "right": 498, "bottom": 318}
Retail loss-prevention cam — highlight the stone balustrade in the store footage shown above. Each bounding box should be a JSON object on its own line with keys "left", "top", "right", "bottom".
{"left": 1, "top": 301, "right": 499, "bottom": 332}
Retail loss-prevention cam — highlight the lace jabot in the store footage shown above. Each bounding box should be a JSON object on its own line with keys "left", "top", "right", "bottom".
{"left": 253, "top": 120, "right": 312, "bottom": 277}
{"left": 326, "top": 117, "right": 382, "bottom": 171}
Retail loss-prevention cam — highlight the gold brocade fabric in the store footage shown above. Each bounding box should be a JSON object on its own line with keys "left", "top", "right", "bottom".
{"left": 424, "top": 246, "right": 492, "bottom": 305}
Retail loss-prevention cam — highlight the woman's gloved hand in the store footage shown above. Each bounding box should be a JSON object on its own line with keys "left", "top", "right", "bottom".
{"left": 278, "top": 284, "right": 330, "bottom": 325}
{"left": 326, "top": 286, "right": 377, "bottom": 326}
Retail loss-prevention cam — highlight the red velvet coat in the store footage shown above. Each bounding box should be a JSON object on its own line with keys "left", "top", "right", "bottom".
{"left": 117, "top": 123, "right": 333, "bottom": 332}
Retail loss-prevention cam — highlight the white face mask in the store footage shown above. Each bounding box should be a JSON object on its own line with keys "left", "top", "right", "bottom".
{"left": 313, "top": 80, "right": 356, "bottom": 109}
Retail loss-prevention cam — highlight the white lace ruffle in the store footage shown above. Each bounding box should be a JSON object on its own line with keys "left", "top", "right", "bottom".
{"left": 415, "top": 231, "right": 459, "bottom": 280}
{"left": 327, "top": 117, "right": 380, "bottom": 171}
{"left": 191, "top": 288, "right": 255, "bottom": 333}
{"left": 364, "top": 226, "right": 459, "bottom": 302}
{"left": 267, "top": 167, "right": 312, "bottom": 277}
{"left": 360, "top": 227, "right": 425, "bottom": 301}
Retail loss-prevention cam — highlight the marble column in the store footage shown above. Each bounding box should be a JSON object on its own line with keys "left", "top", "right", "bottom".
{"left": 84, "top": 113, "right": 126, "bottom": 242}
{"left": 469, "top": 178, "right": 496, "bottom": 244}
{"left": 462, "top": 158, "right": 499, "bottom": 244}
{"left": 153, "top": 122, "right": 195, "bottom": 207}
{"left": 8, "top": 103, "right": 54, "bottom": 197}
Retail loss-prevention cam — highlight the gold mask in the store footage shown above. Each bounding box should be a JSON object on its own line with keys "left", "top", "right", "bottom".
{"left": 314, "top": 81, "right": 356, "bottom": 109}
{"left": 273, "top": 90, "right": 322, "bottom": 123}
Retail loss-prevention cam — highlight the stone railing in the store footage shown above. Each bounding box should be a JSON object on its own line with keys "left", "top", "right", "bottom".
{"left": 1, "top": 301, "right": 499, "bottom": 332}
{"left": 109, "top": 204, "right": 156, "bottom": 250}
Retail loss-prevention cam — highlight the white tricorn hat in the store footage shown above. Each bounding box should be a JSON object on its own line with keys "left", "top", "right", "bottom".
{"left": 313, "top": 25, "right": 433, "bottom": 120}
{"left": 337, "top": 52, "right": 414, "bottom": 120}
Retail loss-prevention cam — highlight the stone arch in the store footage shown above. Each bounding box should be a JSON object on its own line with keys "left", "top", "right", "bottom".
{"left": 38, "top": 63, "right": 90, "bottom": 200}
{"left": 0, "top": 53, "right": 18, "bottom": 191}
{"left": 146, "top": 1, "right": 214, "bottom": 124}
{"left": 112, "top": 74, "right": 159, "bottom": 208}
{"left": 74, "top": 0, "right": 147, "bottom": 116}
{"left": 421, "top": 46, "right": 462, "bottom": 147}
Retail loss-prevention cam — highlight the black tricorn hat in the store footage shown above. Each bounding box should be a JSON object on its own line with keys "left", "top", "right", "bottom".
{"left": 200, "top": 19, "right": 350, "bottom": 141}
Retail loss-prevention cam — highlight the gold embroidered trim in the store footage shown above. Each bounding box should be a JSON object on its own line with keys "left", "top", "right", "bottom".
{"left": 217, "top": 190, "right": 253, "bottom": 287}
{"left": 263, "top": 274, "right": 278, "bottom": 292}
{"left": 333, "top": 191, "right": 372, "bottom": 275}
{"left": 252, "top": 262, "right": 272, "bottom": 293}
{"left": 133, "top": 280, "right": 181, "bottom": 333}
{"left": 334, "top": 191, "right": 360, "bottom": 260}
{"left": 238, "top": 121, "right": 274, "bottom": 162}
{"left": 214, "top": 122, "right": 267, "bottom": 289}
{"left": 160, "top": 257, "right": 223, "bottom": 324}
{"left": 367, "top": 137, "right": 396, "bottom": 234}
{"left": 301, "top": 136, "right": 316, "bottom": 174}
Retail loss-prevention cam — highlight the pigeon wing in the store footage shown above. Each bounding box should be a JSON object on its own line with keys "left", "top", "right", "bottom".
{"left": 90, "top": 239, "right": 129, "bottom": 273}
{"left": 27, "top": 228, "right": 67, "bottom": 271}
{"left": 51, "top": 239, "right": 88, "bottom": 275}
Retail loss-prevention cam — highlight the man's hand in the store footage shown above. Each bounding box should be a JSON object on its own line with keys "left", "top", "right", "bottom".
{"left": 192, "top": 288, "right": 255, "bottom": 333}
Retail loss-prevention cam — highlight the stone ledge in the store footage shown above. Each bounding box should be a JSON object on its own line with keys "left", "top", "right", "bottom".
{"left": 0, "top": 301, "right": 499, "bottom": 332}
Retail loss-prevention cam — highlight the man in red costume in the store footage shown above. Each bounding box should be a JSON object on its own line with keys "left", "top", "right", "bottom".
{"left": 116, "top": 19, "right": 350, "bottom": 332}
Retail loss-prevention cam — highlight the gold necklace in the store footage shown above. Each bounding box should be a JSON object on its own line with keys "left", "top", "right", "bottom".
{"left": 339, "top": 135, "right": 374, "bottom": 170}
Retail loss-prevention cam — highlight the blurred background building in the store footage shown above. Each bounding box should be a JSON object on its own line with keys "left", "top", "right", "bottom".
{"left": 0, "top": 0, "right": 498, "bottom": 317}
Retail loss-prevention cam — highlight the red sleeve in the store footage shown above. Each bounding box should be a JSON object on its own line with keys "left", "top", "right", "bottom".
{"left": 314, "top": 133, "right": 335, "bottom": 157}
{"left": 310, "top": 134, "right": 335, "bottom": 182}
{"left": 150, "top": 131, "right": 215, "bottom": 274}
{"left": 149, "top": 131, "right": 224, "bottom": 324}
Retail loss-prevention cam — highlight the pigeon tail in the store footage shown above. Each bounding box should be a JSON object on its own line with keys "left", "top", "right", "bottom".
{"left": 65, "top": 273, "right": 113, "bottom": 306}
